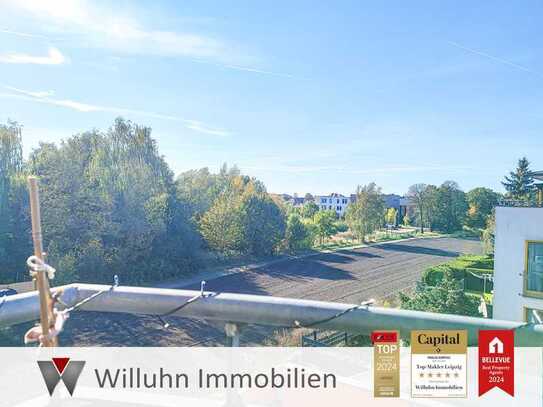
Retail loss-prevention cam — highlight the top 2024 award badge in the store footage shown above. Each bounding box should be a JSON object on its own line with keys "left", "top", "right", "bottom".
{"left": 372, "top": 330, "right": 400, "bottom": 397}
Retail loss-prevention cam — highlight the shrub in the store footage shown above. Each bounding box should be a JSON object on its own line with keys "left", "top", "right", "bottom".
{"left": 334, "top": 220, "right": 349, "bottom": 233}
{"left": 400, "top": 269, "right": 481, "bottom": 317}
{"left": 422, "top": 255, "right": 493, "bottom": 285}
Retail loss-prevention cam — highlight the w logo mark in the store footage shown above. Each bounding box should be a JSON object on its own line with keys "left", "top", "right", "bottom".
{"left": 38, "top": 357, "right": 85, "bottom": 396}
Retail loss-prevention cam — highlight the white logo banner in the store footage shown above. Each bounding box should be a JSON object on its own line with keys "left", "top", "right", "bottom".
{"left": 0, "top": 348, "right": 540, "bottom": 406}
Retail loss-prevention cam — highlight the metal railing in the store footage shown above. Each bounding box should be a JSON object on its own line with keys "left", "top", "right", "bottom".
{"left": 1, "top": 283, "right": 542, "bottom": 346}
{"left": 497, "top": 198, "right": 542, "bottom": 208}
{"left": 301, "top": 330, "right": 359, "bottom": 347}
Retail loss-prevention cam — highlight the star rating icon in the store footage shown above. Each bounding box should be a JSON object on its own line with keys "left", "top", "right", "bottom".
{"left": 418, "top": 372, "right": 454, "bottom": 379}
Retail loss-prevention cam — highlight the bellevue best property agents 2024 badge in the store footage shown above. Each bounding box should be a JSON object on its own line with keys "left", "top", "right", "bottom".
{"left": 411, "top": 330, "right": 467, "bottom": 398}
{"left": 478, "top": 330, "right": 514, "bottom": 397}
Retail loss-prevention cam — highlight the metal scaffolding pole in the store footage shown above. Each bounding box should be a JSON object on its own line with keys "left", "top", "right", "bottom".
{"left": 1, "top": 283, "right": 542, "bottom": 346}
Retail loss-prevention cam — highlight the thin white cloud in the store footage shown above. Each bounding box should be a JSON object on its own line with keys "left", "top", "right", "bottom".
{"left": 2, "top": 85, "right": 54, "bottom": 98}
{"left": 0, "top": 47, "right": 67, "bottom": 65}
{"left": 1, "top": 0, "right": 298, "bottom": 77}
{"left": 0, "top": 85, "right": 231, "bottom": 136}
{"left": 222, "top": 64, "right": 295, "bottom": 78}
{"left": 50, "top": 98, "right": 100, "bottom": 112}
{"left": 0, "top": 90, "right": 102, "bottom": 112}
{"left": 191, "top": 59, "right": 302, "bottom": 79}
{"left": 448, "top": 41, "right": 543, "bottom": 78}
{"left": 2, "top": 0, "right": 235, "bottom": 62}
{"left": 0, "top": 28, "right": 51, "bottom": 39}
{"left": 183, "top": 120, "right": 231, "bottom": 137}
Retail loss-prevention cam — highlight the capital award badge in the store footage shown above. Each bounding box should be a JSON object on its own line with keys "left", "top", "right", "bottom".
{"left": 411, "top": 330, "right": 467, "bottom": 398}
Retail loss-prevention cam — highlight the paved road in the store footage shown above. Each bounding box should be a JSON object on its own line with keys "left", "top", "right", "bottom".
{"left": 58, "top": 237, "right": 481, "bottom": 346}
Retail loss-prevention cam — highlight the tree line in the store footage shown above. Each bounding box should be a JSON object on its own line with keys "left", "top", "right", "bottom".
{"left": 406, "top": 156, "right": 538, "bottom": 252}
{"left": 0, "top": 119, "right": 537, "bottom": 285}
{"left": 0, "top": 119, "right": 310, "bottom": 285}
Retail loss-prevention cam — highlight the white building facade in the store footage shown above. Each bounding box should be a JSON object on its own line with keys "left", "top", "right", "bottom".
{"left": 314, "top": 193, "right": 352, "bottom": 217}
{"left": 493, "top": 206, "right": 543, "bottom": 323}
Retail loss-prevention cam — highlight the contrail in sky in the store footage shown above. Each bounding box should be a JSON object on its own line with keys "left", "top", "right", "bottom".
{"left": 448, "top": 41, "right": 542, "bottom": 78}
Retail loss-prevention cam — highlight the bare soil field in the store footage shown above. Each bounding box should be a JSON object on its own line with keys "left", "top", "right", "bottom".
{"left": 37, "top": 237, "right": 482, "bottom": 346}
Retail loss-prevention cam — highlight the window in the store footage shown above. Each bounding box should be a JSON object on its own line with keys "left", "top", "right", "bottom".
{"left": 525, "top": 307, "right": 543, "bottom": 324}
{"left": 524, "top": 241, "right": 543, "bottom": 297}
{"left": 336, "top": 206, "right": 341, "bottom": 211}
{"left": 328, "top": 205, "right": 332, "bottom": 210}
{"left": 321, "top": 198, "right": 326, "bottom": 203}
{"left": 337, "top": 199, "right": 340, "bottom": 204}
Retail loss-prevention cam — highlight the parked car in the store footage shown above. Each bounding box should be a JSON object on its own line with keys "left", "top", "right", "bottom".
{"left": 0, "top": 288, "right": 17, "bottom": 298}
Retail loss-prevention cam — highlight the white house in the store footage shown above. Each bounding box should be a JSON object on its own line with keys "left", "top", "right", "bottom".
{"left": 314, "top": 193, "right": 352, "bottom": 217}
{"left": 492, "top": 206, "right": 543, "bottom": 323}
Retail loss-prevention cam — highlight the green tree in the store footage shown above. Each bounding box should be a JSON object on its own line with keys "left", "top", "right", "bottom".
{"left": 199, "top": 192, "right": 245, "bottom": 253}
{"left": 432, "top": 181, "right": 468, "bottom": 233}
{"left": 313, "top": 210, "right": 337, "bottom": 245}
{"left": 285, "top": 213, "right": 312, "bottom": 252}
{"left": 345, "top": 183, "right": 385, "bottom": 241}
{"left": 176, "top": 164, "right": 241, "bottom": 220}
{"left": 502, "top": 157, "right": 534, "bottom": 200}
{"left": 199, "top": 174, "right": 285, "bottom": 256}
{"left": 28, "top": 118, "right": 201, "bottom": 284}
{"left": 482, "top": 211, "right": 495, "bottom": 255}
{"left": 0, "top": 121, "right": 23, "bottom": 201}
{"left": 466, "top": 187, "right": 499, "bottom": 229}
{"left": 399, "top": 269, "right": 481, "bottom": 316}
{"left": 424, "top": 184, "right": 439, "bottom": 231}
{"left": 301, "top": 201, "right": 319, "bottom": 219}
{"left": 0, "top": 122, "right": 31, "bottom": 283}
{"left": 239, "top": 191, "right": 286, "bottom": 256}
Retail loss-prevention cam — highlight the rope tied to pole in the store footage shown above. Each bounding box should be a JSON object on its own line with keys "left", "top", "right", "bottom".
{"left": 157, "top": 281, "right": 210, "bottom": 328}
{"left": 24, "top": 274, "right": 120, "bottom": 346}
{"left": 26, "top": 255, "right": 56, "bottom": 280}
{"left": 293, "top": 299, "right": 375, "bottom": 329}
{"left": 62, "top": 274, "right": 120, "bottom": 314}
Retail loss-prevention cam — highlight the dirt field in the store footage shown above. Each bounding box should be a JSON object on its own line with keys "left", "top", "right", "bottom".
{"left": 54, "top": 237, "right": 482, "bottom": 346}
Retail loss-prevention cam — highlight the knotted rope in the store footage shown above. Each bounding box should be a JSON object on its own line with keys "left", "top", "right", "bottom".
{"left": 26, "top": 255, "right": 56, "bottom": 280}
{"left": 24, "top": 256, "right": 119, "bottom": 346}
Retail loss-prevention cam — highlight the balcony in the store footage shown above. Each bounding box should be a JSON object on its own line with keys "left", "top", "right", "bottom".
{"left": 497, "top": 199, "right": 542, "bottom": 208}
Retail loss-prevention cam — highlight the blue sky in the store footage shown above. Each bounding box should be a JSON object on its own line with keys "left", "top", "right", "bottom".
{"left": 0, "top": 0, "right": 541, "bottom": 195}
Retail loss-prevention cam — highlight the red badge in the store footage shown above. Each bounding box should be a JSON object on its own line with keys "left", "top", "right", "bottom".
{"left": 478, "top": 330, "right": 514, "bottom": 397}
{"left": 371, "top": 331, "right": 398, "bottom": 344}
